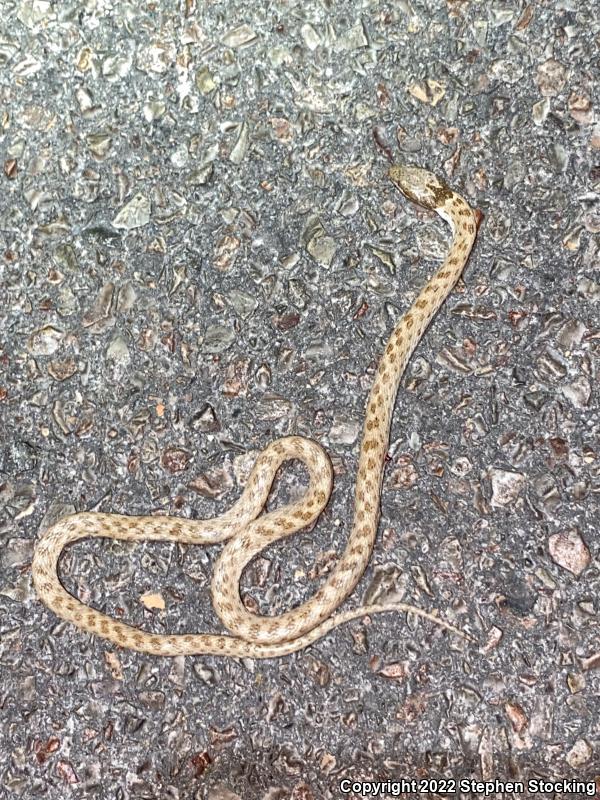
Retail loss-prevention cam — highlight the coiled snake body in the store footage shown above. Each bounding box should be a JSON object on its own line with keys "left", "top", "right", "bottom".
{"left": 32, "top": 165, "right": 478, "bottom": 658}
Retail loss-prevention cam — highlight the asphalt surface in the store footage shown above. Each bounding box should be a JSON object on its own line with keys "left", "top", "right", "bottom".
{"left": 1, "top": 2, "right": 599, "bottom": 798}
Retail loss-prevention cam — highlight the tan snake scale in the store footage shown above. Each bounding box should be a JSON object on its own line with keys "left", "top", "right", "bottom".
{"left": 32, "top": 165, "right": 478, "bottom": 658}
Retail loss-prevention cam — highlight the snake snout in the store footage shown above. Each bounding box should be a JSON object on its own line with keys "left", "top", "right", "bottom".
{"left": 389, "top": 164, "right": 450, "bottom": 210}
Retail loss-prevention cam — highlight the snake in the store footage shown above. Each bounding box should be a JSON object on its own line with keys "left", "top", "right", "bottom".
{"left": 32, "top": 165, "right": 478, "bottom": 658}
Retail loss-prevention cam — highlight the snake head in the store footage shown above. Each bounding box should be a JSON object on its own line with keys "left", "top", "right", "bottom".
{"left": 389, "top": 164, "right": 453, "bottom": 210}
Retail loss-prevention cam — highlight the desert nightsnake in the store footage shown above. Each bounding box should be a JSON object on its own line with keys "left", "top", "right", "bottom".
{"left": 32, "top": 165, "right": 478, "bottom": 657}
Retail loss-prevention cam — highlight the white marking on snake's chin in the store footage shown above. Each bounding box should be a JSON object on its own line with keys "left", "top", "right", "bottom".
{"left": 437, "top": 206, "right": 455, "bottom": 230}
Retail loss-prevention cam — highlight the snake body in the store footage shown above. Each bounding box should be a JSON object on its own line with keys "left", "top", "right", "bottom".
{"left": 32, "top": 165, "right": 478, "bottom": 658}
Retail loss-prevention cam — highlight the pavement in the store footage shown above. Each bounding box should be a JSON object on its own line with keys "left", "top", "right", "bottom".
{"left": 0, "top": 1, "right": 598, "bottom": 798}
